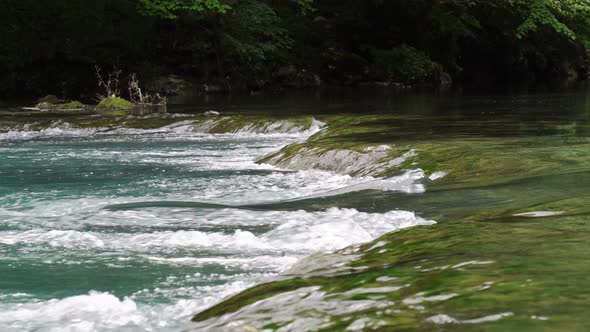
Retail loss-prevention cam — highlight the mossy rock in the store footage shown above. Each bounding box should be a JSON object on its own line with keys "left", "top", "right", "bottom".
{"left": 190, "top": 108, "right": 590, "bottom": 330}
{"left": 57, "top": 101, "right": 85, "bottom": 109}
{"left": 192, "top": 207, "right": 590, "bottom": 331}
{"left": 36, "top": 94, "right": 65, "bottom": 104}
{"left": 96, "top": 96, "right": 136, "bottom": 110}
{"left": 33, "top": 100, "right": 86, "bottom": 111}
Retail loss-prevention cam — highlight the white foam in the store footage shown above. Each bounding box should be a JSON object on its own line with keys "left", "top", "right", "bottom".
{"left": 452, "top": 260, "right": 495, "bottom": 269}
{"left": 0, "top": 170, "right": 427, "bottom": 238}
{"left": 0, "top": 118, "right": 324, "bottom": 142}
{"left": 0, "top": 208, "right": 434, "bottom": 254}
{"left": 375, "top": 276, "right": 398, "bottom": 282}
{"left": 195, "top": 169, "right": 425, "bottom": 204}
{"left": 190, "top": 286, "right": 395, "bottom": 331}
{"left": 429, "top": 171, "right": 448, "bottom": 180}
{"left": 513, "top": 211, "right": 565, "bottom": 217}
{"left": 427, "top": 312, "right": 514, "bottom": 325}
{"left": 0, "top": 284, "right": 258, "bottom": 332}
{"left": 0, "top": 127, "right": 100, "bottom": 141}
{"left": 0, "top": 205, "right": 434, "bottom": 331}
{"left": 0, "top": 116, "right": 438, "bottom": 331}
{"left": 259, "top": 208, "right": 434, "bottom": 252}
{"left": 403, "top": 293, "right": 458, "bottom": 305}
{"left": 145, "top": 255, "right": 299, "bottom": 271}
{"left": 0, "top": 292, "right": 146, "bottom": 331}
{"left": 0, "top": 230, "right": 105, "bottom": 248}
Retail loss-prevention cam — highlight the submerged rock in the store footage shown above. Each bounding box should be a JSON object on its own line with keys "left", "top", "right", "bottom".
{"left": 191, "top": 205, "right": 590, "bottom": 331}
{"left": 55, "top": 101, "right": 85, "bottom": 109}
{"left": 259, "top": 146, "right": 408, "bottom": 176}
{"left": 186, "top": 103, "right": 590, "bottom": 331}
{"left": 206, "top": 116, "right": 319, "bottom": 134}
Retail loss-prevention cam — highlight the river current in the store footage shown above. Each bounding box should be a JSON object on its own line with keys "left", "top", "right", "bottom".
{"left": 4, "top": 90, "right": 590, "bottom": 331}
{"left": 0, "top": 115, "right": 431, "bottom": 331}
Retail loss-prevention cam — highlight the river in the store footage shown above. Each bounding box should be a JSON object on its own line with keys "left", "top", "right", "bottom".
{"left": 1, "top": 89, "right": 590, "bottom": 331}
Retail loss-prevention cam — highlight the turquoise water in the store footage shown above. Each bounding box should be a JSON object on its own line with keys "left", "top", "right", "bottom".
{"left": 0, "top": 116, "right": 431, "bottom": 331}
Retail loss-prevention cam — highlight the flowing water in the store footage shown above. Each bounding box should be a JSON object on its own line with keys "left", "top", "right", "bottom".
{"left": 0, "top": 107, "right": 432, "bottom": 331}
{"left": 2, "top": 90, "right": 590, "bottom": 331}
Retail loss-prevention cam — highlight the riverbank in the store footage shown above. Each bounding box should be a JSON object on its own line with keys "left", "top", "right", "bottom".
{"left": 4, "top": 2, "right": 590, "bottom": 100}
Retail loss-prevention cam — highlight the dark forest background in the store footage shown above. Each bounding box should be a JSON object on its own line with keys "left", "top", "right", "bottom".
{"left": 2, "top": 0, "right": 590, "bottom": 99}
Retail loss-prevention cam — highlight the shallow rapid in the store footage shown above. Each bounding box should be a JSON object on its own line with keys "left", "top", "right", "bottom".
{"left": 0, "top": 120, "right": 431, "bottom": 331}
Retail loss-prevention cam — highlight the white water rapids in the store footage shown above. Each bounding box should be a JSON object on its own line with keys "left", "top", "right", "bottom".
{"left": 0, "top": 120, "right": 434, "bottom": 331}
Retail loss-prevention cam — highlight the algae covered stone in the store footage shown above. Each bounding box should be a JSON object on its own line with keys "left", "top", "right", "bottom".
{"left": 33, "top": 99, "right": 86, "bottom": 111}
{"left": 96, "top": 96, "right": 136, "bottom": 110}
{"left": 56, "top": 101, "right": 85, "bottom": 109}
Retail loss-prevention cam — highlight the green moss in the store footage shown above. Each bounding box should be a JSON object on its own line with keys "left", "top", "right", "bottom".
{"left": 258, "top": 112, "right": 590, "bottom": 185}
{"left": 193, "top": 278, "right": 314, "bottom": 322}
{"left": 96, "top": 96, "right": 136, "bottom": 110}
{"left": 192, "top": 210, "right": 590, "bottom": 330}
{"left": 207, "top": 115, "right": 315, "bottom": 134}
{"left": 121, "top": 116, "right": 191, "bottom": 129}
{"left": 192, "top": 112, "right": 590, "bottom": 330}
{"left": 34, "top": 100, "right": 86, "bottom": 111}
{"left": 57, "top": 101, "right": 85, "bottom": 109}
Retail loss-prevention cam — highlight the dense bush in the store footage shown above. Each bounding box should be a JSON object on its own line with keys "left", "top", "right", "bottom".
{"left": 374, "top": 46, "right": 435, "bottom": 83}
{"left": 1, "top": 0, "right": 590, "bottom": 97}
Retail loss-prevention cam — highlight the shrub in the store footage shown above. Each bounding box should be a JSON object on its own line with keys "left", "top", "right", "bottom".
{"left": 374, "top": 45, "right": 435, "bottom": 83}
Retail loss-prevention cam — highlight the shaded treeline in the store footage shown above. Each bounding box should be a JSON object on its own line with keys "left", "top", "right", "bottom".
{"left": 1, "top": 0, "right": 590, "bottom": 98}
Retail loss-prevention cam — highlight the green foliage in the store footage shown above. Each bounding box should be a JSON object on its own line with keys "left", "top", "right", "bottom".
{"left": 516, "top": 1, "right": 576, "bottom": 40}
{"left": 429, "top": 2, "right": 481, "bottom": 39}
{"left": 0, "top": 0, "right": 152, "bottom": 96}
{"left": 374, "top": 45, "right": 435, "bottom": 83}
{"left": 221, "top": 2, "right": 292, "bottom": 68}
{"left": 136, "top": 0, "right": 307, "bottom": 83}
{"left": 138, "top": 0, "right": 231, "bottom": 19}
{"left": 3, "top": 0, "right": 590, "bottom": 97}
